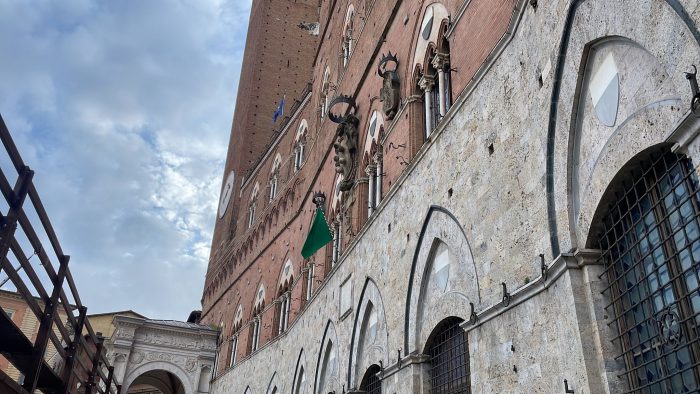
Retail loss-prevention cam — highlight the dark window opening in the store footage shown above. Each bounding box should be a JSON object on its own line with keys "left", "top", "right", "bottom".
{"left": 359, "top": 364, "right": 382, "bottom": 394}
{"left": 596, "top": 150, "right": 700, "bottom": 393}
{"left": 426, "top": 317, "right": 471, "bottom": 393}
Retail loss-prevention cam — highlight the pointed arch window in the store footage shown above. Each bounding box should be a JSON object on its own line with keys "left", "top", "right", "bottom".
{"left": 269, "top": 155, "right": 282, "bottom": 202}
{"left": 250, "top": 285, "right": 265, "bottom": 353}
{"left": 230, "top": 305, "right": 243, "bottom": 367}
{"left": 294, "top": 121, "right": 308, "bottom": 172}
{"left": 248, "top": 182, "right": 260, "bottom": 229}
{"left": 321, "top": 68, "right": 331, "bottom": 120}
{"left": 596, "top": 150, "right": 700, "bottom": 392}
{"left": 425, "top": 317, "right": 470, "bottom": 393}
{"left": 342, "top": 6, "right": 355, "bottom": 68}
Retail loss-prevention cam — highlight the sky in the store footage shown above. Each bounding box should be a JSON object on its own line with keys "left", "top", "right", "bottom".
{"left": 0, "top": 0, "right": 252, "bottom": 320}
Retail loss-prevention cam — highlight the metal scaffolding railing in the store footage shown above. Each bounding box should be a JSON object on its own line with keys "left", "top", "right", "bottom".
{"left": 0, "top": 114, "right": 119, "bottom": 394}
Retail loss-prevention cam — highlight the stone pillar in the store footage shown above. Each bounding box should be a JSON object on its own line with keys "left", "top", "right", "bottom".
{"left": 431, "top": 53, "right": 450, "bottom": 117}
{"left": 365, "top": 164, "right": 376, "bottom": 216}
{"left": 374, "top": 152, "right": 382, "bottom": 206}
{"left": 418, "top": 74, "right": 436, "bottom": 138}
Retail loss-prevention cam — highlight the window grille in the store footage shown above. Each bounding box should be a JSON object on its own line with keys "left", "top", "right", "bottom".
{"left": 359, "top": 364, "right": 382, "bottom": 394}
{"left": 597, "top": 150, "right": 700, "bottom": 393}
{"left": 427, "top": 317, "right": 470, "bottom": 393}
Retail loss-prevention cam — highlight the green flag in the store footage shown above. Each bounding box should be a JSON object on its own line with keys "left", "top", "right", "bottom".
{"left": 301, "top": 207, "right": 333, "bottom": 259}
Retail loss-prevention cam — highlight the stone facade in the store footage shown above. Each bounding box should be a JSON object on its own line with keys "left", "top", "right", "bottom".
{"left": 107, "top": 316, "right": 218, "bottom": 393}
{"left": 202, "top": 0, "right": 700, "bottom": 392}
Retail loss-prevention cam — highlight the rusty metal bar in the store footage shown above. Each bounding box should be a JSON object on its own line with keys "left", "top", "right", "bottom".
{"left": 22, "top": 254, "right": 69, "bottom": 393}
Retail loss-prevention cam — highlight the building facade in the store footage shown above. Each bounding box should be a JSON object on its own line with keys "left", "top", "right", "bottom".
{"left": 201, "top": 0, "right": 700, "bottom": 392}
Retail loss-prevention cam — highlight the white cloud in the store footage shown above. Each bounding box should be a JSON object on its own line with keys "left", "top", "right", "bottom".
{"left": 0, "top": 0, "right": 251, "bottom": 319}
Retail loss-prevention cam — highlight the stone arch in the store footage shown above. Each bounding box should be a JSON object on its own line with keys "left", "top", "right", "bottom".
{"left": 363, "top": 110, "right": 383, "bottom": 155}
{"left": 314, "top": 320, "right": 340, "bottom": 394}
{"left": 122, "top": 361, "right": 193, "bottom": 394}
{"left": 347, "top": 278, "right": 388, "bottom": 389}
{"left": 566, "top": 35, "right": 688, "bottom": 249}
{"left": 404, "top": 206, "right": 479, "bottom": 353}
{"left": 265, "top": 371, "right": 280, "bottom": 394}
{"left": 410, "top": 2, "right": 450, "bottom": 70}
{"left": 277, "top": 259, "right": 295, "bottom": 291}
{"left": 292, "top": 349, "right": 309, "bottom": 394}
{"left": 545, "top": 0, "right": 700, "bottom": 257}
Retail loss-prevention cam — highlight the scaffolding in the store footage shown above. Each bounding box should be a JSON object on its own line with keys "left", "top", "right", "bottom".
{"left": 0, "top": 114, "right": 119, "bottom": 394}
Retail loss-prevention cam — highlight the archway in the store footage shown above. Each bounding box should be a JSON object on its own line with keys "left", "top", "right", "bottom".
{"left": 126, "top": 369, "right": 186, "bottom": 394}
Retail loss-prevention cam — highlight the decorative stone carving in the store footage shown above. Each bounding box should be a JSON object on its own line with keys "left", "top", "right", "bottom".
{"left": 378, "top": 52, "right": 400, "bottom": 120}
{"left": 328, "top": 95, "right": 360, "bottom": 192}
{"left": 130, "top": 351, "right": 145, "bottom": 364}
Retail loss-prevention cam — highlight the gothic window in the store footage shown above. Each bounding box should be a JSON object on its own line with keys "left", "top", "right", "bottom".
{"left": 359, "top": 364, "right": 382, "bottom": 394}
{"left": 414, "top": 4, "right": 451, "bottom": 139}
{"left": 248, "top": 182, "right": 260, "bottom": 228}
{"left": 229, "top": 335, "right": 238, "bottom": 367}
{"left": 342, "top": 6, "right": 355, "bottom": 68}
{"left": 251, "top": 284, "right": 266, "bottom": 353}
{"left": 595, "top": 150, "right": 700, "bottom": 393}
{"left": 321, "top": 68, "right": 331, "bottom": 120}
{"left": 425, "top": 317, "right": 470, "bottom": 393}
{"left": 230, "top": 305, "right": 243, "bottom": 367}
{"left": 277, "top": 292, "right": 290, "bottom": 334}
{"left": 269, "top": 154, "right": 282, "bottom": 202}
{"left": 294, "top": 121, "right": 308, "bottom": 172}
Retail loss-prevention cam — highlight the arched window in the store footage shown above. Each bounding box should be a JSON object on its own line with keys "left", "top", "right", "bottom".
{"left": 230, "top": 305, "right": 244, "bottom": 367}
{"left": 250, "top": 284, "right": 266, "bottom": 352}
{"left": 594, "top": 150, "right": 700, "bottom": 392}
{"left": 342, "top": 6, "right": 355, "bottom": 68}
{"left": 294, "top": 121, "right": 308, "bottom": 172}
{"left": 321, "top": 68, "right": 331, "bottom": 120}
{"left": 414, "top": 5, "right": 451, "bottom": 138}
{"left": 277, "top": 260, "right": 293, "bottom": 335}
{"left": 425, "top": 317, "right": 470, "bottom": 393}
{"left": 269, "top": 154, "right": 282, "bottom": 202}
{"left": 248, "top": 182, "right": 260, "bottom": 228}
{"left": 359, "top": 364, "right": 381, "bottom": 394}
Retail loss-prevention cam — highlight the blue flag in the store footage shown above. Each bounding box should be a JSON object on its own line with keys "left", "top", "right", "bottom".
{"left": 273, "top": 95, "right": 285, "bottom": 123}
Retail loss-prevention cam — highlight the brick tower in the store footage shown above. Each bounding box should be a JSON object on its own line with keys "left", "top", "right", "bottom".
{"left": 210, "top": 0, "right": 319, "bottom": 259}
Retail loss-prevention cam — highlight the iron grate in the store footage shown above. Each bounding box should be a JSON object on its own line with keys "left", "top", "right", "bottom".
{"left": 598, "top": 150, "right": 700, "bottom": 393}
{"left": 427, "top": 317, "right": 470, "bottom": 394}
{"left": 359, "top": 364, "right": 382, "bottom": 394}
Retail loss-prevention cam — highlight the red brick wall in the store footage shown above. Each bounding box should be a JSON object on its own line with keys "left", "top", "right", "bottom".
{"left": 202, "top": 0, "right": 516, "bottom": 375}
